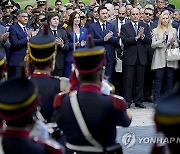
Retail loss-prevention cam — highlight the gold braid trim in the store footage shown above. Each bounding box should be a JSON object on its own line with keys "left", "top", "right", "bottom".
{"left": 25, "top": 42, "right": 57, "bottom": 63}
{"left": 155, "top": 114, "right": 180, "bottom": 125}
{"left": 0, "top": 88, "right": 38, "bottom": 110}
{"left": 28, "top": 41, "right": 56, "bottom": 49}
{"left": 0, "top": 57, "right": 5, "bottom": 66}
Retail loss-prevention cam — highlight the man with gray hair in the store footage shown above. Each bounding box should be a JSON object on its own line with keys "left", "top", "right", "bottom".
{"left": 121, "top": 8, "right": 151, "bottom": 108}
{"left": 8, "top": 10, "right": 32, "bottom": 78}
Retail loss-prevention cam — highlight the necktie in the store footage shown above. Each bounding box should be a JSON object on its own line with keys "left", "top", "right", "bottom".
{"left": 23, "top": 27, "right": 27, "bottom": 35}
{"left": 52, "top": 30, "right": 57, "bottom": 37}
{"left": 102, "top": 23, "right": 106, "bottom": 32}
{"left": 134, "top": 23, "right": 138, "bottom": 35}
{"left": 102, "top": 23, "right": 106, "bottom": 36}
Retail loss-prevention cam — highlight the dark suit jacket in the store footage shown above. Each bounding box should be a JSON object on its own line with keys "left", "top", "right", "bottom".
{"left": 50, "top": 27, "right": 69, "bottom": 69}
{"left": 146, "top": 22, "right": 156, "bottom": 61}
{"left": 111, "top": 17, "right": 130, "bottom": 33}
{"left": 172, "top": 20, "right": 179, "bottom": 30}
{"left": 9, "top": 23, "right": 29, "bottom": 66}
{"left": 0, "top": 25, "right": 11, "bottom": 59}
{"left": 85, "top": 20, "right": 95, "bottom": 30}
{"left": 121, "top": 22, "right": 152, "bottom": 65}
{"left": 64, "top": 27, "right": 88, "bottom": 62}
{"left": 111, "top": 17, "right": 130, "bottom": 56}
{"left": 88, "top": 21, "right": 119, "bottom": 62}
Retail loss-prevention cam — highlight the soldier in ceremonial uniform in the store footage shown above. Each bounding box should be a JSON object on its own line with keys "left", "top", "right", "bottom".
{"left": 152, "top": 84, "right": 180, "bottom": 154}
{"left": 0, "top": 76, "right": 64, "bottom": 154}
{"left": 53, "top": 36, "right": 132, "bottom": 153}
{"left": 36, "top": 0, "right": 46, "bottom": 13}
{"left": 25, "top": 24, "right": 69, "bottom": 123}
{"left": 1, "top": 0, "right": 15, "bottom": 26}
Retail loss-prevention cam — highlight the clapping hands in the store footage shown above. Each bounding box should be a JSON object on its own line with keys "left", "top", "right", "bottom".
{"left": 104, "top": 31, "right": 113, "bottom": 41}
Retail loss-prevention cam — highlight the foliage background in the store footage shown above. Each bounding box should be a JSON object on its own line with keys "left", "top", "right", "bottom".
{"left": 14, "top": 0, "right": 180, "bottom": 9}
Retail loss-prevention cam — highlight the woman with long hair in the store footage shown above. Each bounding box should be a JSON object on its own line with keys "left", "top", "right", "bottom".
{"left": 151, "top": 10, "right": 179, "bottom": 104}
{"left": 63, "top": 11, "right": 88, "bottom": 78}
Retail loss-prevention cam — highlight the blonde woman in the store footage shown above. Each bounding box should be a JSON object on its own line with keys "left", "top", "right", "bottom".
{"left": 151, "top": 10, "right": 179, "bottom": 104}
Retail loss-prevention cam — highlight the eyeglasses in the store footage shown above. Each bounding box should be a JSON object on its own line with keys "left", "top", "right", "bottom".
{"left": 145, "top": 13, "right": 153, "bottom": 16}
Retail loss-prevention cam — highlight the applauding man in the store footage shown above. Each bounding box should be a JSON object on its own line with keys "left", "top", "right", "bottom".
{"left": 121, "top": 8, "right": 152, "bottom": 108}
{"left": 9, "top": 10, "right": 32, "bottom": 78}
{"left": 89, "top": 6, "right": 119, "bottom": 81}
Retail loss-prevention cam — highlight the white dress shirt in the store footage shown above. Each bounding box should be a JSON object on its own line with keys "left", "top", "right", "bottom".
{"left": 99, "top": 21, "right": 107, "bottom": 31}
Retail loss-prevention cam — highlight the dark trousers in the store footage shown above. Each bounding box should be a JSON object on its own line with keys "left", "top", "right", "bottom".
{"left": 123, "top": 59, "right": 145, "bottom": 105}
{"left": 8, "top": 65, "right": 21, "bottom": 79}
{"left": 63, "top": 61, "right": 73, "bottom": 78}
{"left": 153, "top": 67, "right": 174, "bottom": 104}
{"left": 111, "top": 60, "right": 123, "bottom": 96}
{"left": 105, "top": 61, "right": 114, "bottom": 82}
{"left": 143, "top": 62, "right": 154, "bottom": 100}
{"left": 53, "top": 68, "right": 63, "bottom": 77}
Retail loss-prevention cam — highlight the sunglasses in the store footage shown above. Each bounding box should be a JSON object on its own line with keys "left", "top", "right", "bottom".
{"left": 119, "top": 13, "right": 125, "bottom": 15}
{"left": 145, "top": 13, "right": 153, "bottom": 16}
{"left": 131, "top": 13, "right": 139, "bottom": 16}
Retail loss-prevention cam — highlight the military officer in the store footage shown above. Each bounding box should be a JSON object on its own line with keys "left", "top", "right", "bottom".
{"left": 25, "top": 23, "right": 70, "bottom": 123}
{"left": 152, "top": 85, "right": 180, "bottom": 154}
{"left": 0, "top": 75, "right": 64, "bottom": 154}
{"left": 53, "top": 35, "right": 132, "bottom": 154}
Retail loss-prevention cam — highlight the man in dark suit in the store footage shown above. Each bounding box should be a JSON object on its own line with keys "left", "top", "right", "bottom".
{"left": 89, "top": 6, "right": 119, "bottom": 81}
{"left": 121, "top": 8, "right": 152, "bottom": 108}
{"left": 48, "top": 12, "right": 69, "bottom": 77}
{"left": 0, "top": 24, "right": 10, "bottom": 62}
{"left": 111, "top": 6, "right": 130, "bottom": 36}
{"left": 111, "top": 6, "right": 129, "bottom": 95}
{"left": 143, "top": 8, "right": 156, "bottom": 102}
{"left": 8, "top": 10, "right": 31, "bottom": 78}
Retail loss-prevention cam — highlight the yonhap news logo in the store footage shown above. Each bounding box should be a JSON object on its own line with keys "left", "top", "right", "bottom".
{"left": 121, "top": 132, "right": 180, "bottom": 148}
{"left": 121, "top": 132, "right": 136, "bottom": 148}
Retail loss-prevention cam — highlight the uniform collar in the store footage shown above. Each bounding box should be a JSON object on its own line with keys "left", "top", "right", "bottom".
{"left": 31, "top": 70, "right": 51, "bottom": 77}
{"left": 1, "top": 127, "right": 30, "bottom": 138}
{"left": 80, "top": 83, "right": 101, "bottom": 93}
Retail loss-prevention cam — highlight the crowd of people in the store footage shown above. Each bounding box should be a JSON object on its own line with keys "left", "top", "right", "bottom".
{"left": 0, "top": 0, "right": 180, "bottom": 153}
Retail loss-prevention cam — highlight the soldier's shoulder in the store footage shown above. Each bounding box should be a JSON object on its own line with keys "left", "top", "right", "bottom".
{"left": 110, "top": 94, "right": 127, "bottom": 111}
{"left": 53, "top": 91, "right": 70, "bottom": 108}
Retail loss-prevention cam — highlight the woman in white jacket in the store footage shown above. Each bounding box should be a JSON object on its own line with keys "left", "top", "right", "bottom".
{"left": 151, "top": 10, "right": 179, "bottom": 104}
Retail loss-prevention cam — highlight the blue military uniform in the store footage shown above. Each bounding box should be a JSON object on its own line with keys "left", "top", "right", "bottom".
{"left": 26, "top": 24, "right": 62, "bottom": 122}
{"left": 30, "top": 74, "right": 61, "bottom": 122}
{"left": 152, "top": 86, "right": 180, "bottom": 154}
{"left": 0, "top": 77, "right": 64, "bottom": 154}
{"left": 53, "top": 36, "right": 132, "bottom": 153}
